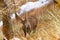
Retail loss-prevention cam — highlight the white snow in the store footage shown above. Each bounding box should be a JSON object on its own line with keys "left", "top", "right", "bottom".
{"left": 17, "top": 0, "right": 50, "bottom": 16}
{"left": 0, "top": 21, "right": 3, "bottom": 27}
{"left": 39, "top": 0, "right": 47, "bottom": 2}
{"left": 11, "top": 37, "right": 21, "bottom": 40}
{"left": 10, "top": 13, "right": 16, "bottom": 19}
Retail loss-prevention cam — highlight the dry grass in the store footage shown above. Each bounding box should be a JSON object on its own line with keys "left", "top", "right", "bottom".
{"left": 0, "top": 0, "right": 60, "bottom": 40}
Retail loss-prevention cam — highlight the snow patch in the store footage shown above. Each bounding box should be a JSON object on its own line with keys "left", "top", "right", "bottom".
{"left": 10, "top": 13, "right": 16, "bottom": 19}
{"left": 0, "top": 21, "right": 3, "bottom": 27}
{"left": 39, "top": 0, "right": 47, "bottom": 2}
{"left": 11, "top": 37, "right": 21, "bottom": 40}
{"left": 17, "top": 0, "right": 50, "bottom": 15}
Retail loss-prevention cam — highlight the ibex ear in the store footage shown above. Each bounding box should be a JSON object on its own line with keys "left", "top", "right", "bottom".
{"left": 15, "top": 13, "right": 24, "bottom": 23}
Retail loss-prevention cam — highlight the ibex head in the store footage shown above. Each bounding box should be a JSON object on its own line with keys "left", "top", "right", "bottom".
{"left": 16, "top": 13, "right": 38, "bottom": 37}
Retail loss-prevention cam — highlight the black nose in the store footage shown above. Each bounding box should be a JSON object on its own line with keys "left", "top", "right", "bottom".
{"left": 54, "top": 0, "right": 58, "bottom": 4}
{"left": 3, "top": 38, "right": 5, "bottom": 40}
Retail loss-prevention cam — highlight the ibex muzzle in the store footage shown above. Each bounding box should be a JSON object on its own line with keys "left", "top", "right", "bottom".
{"left": 16, "top": 14, "right": 38, "bottom": 36}
{"left": 23, "top": 16, "right": 38, "bottom": 36}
